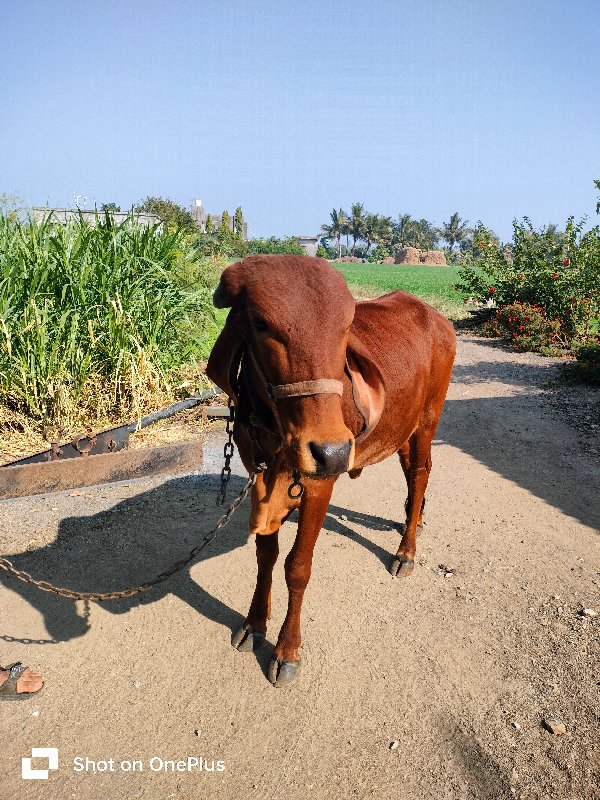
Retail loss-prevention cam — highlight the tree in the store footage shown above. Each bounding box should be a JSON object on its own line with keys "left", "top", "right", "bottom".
{"left": 321, "top": 208, "right": 349, "bottom": 258}
{"left": 135, "top": 196, "right": 197, "bottom": 233}
{"left": 412, "top": 218, "right": 439, "bottom": 250}
{"left": 214, "top": 209, "right": 248, "bottom": 257}
{"left": 349, "top": 202, "right": 365, "bottom": 255}
{"left": 219, "top": 210, "right": 231, "bottom": 234}
{"left": 100, "top": 202, "right": 121, "bottom": 213}
{"left": 363, "top": 213, "right": 392, "bottom": 257}
{"left": 205, "top": 214, "right": 213, "bottom": 233}
{"left": 0, "top": 192, "right": 25, "bottom": 221}
{"left": 234, "top": 206, "right": 244, "bottom": 238}
{"left": 393, "top": 213, "right": 414, "bottom": 249}
{"left": 594, "top": 179, "right": 600, "bottom": 214}
{"left": 438, "top": 212, "right": 471, "bottom": 252}
{"left": 317, "top": 239, "right": 335, "bottom": 259}
{"left": 362, "top": 213, "right": 379, "bottom": 257}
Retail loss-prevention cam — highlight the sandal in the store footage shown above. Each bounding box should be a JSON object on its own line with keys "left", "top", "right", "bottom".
{"left": 0, "top": 662, "right": 44, "bottom": 701}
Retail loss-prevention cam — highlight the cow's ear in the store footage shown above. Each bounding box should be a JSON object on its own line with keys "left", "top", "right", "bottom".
{"left": 213, "top": 261, "right": 246, "bottom": 308}
{"left": 206, "top": 310, "right": 244, "bottom": 399}
{"left": 346, "top": 331, "right": 386, "bottom": 443}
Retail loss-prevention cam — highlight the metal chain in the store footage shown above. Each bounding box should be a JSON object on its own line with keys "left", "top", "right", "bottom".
{"left": 288, "top": 470, "right": 305, "bottom": 499}
{"left": 217, "top": 397, "right": 235, "bottom": 506}
{"left": 0, "top": 472, "right": 256, "bottom": 603}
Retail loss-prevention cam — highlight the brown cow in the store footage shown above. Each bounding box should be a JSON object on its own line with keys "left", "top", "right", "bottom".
{"left": 206, "top": 254, "right": 456, "bottom": 686}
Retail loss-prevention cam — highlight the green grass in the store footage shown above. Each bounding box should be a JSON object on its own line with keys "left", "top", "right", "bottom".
{"left": 0, "top": 212, "right": 219, "bottom": 427}
{"left": 331, "top": 262, "right": 469, "bottom": 320}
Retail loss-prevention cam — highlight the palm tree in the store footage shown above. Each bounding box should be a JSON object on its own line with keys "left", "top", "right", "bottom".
{"left": 321, "top": 208, "right": 348, "bottom": 258}
{"left": 341, "top": 214, "right": 351, "bottom": 253}
{"left": 349, "top": 202, "right": 365, "bottom": 255}
{"left": 543, "top": 223, "right": 566, "bottom": 246}
{"left": 438, "top": 212, "right": 471, "bottom": 253}
{"left": 362, "top": 213, "right": 379, "bottom": 257}
{"left": 394, "top": 213, "right": 415, "bottom": 249}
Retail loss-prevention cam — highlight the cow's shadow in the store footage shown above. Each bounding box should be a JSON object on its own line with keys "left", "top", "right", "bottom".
{"left": 1, "top": 473, "right": 401, "bottom": 647}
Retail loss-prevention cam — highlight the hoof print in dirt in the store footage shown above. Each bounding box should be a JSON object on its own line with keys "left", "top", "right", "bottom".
{"left": 390, "top": 557, "right": 415, "bottom": 577}
{"left": 268, "top": 657, "right": 301, "bottom": 687}
{"left": 231, "top": 626, "right": 265, "bottom": 653}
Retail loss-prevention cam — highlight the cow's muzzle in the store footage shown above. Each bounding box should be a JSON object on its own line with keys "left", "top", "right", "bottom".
{"left": 308, "top": 439, "right": 352, "bottom": 475}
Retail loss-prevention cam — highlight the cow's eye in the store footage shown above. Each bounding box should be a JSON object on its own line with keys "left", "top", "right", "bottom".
{"left": 253, "top": 316, "right": 268, "bottom": 333}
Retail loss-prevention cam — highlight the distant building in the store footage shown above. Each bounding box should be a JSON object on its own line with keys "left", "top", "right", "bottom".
{"left": 190, "top": 199, "right": 248, "bottom": 239}
{"left": 32, "top": 207, "right": 161, "bottom": 228}
{"left": 295, "top": 236, "right": 320, "bottom": 257}
{"left": 32, "top": 199, "right": 249, "bottom": 239}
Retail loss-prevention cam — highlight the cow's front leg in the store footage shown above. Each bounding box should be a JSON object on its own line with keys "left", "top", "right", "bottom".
{"left": 233, "top": 466, "right": 299, "bottom": 653}
{"left": 232, "top": 532, "right": 279, "bottom": 652}
{"left": 269, "top": 477, "right": 335, "bottom": 687}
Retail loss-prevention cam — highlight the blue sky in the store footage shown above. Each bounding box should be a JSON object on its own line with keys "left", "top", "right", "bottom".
{"left": 2, "top": 0, "right": 599, "bottom": 242}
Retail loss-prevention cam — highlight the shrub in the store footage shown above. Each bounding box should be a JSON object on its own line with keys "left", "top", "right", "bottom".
{"left": 481, "top": 302, "right": 567, "bottom": 354}
{"left": 247, "top": 236, "right": 305, "bottom": 255}
{"left": 456, "top": 218, "right": 600, "bottom": 345}
{"left": 562, "top": 340, "right": 600, "bottom": 385}
{"left": 370, "top": 244, "right": 390, "bottom": 262}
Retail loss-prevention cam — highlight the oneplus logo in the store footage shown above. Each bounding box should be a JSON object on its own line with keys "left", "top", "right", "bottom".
{"left": 22, "top": 748, "right": 59, "bottom": 779}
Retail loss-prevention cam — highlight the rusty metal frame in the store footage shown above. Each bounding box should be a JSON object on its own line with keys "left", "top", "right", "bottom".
{"left": 0, "top": 387, "right": 223, "bottom": 500}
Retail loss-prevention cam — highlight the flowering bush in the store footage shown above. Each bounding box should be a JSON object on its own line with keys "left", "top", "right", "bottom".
{"left": 456, "top": 217, "right": 600, "bottom": 345}
{"left": 481, "top": 302, "right": 567, "bottom": 354}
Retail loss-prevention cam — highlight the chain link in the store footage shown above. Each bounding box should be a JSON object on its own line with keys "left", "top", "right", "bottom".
{"left": 217, "top": 397, "right": 235, "bottom": 506}
{"left": 0, "top": 472, "right": 256, "bottom": 603}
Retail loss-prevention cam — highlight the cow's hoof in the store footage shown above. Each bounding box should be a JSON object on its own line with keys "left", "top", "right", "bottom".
{"left": 231, "top": 626, "right": 265, "bottom": 653}
{"left": 268, "top": 657, "right": 301, "bottom": 687}
{"left": 390, "top": 557, "right": 415, "bottom": 577}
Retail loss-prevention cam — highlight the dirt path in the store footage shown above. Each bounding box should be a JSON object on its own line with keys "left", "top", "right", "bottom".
{"left": 1, "top": 333, "right": 598, "bottom": 800}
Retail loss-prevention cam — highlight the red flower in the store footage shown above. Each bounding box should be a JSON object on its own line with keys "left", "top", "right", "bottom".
{"left": 562, "top": 258, "right": 569, "bottom": 265}
{"left": 551, "top": 273, "right": 558, "bottom": 278}
{"left": 519, "top": 274, "right": 524, "bottom": 279}
{"left": 489, "top": 287, "right": 495, "bottom": 294}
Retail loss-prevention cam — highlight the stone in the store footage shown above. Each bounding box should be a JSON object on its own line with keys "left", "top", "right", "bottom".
{"left": 389, "top": 740, "right": 399, "bottom": 750}
{"left": 543, "top": 718, "right": 567, "bottom": 735}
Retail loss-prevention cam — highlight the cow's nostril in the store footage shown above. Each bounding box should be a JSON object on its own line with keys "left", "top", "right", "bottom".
{"left": 308, "top": 440, "right": 351, "bottom": 475}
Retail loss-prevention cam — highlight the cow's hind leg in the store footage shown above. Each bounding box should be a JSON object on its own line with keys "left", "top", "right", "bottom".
{"left": 232, "top": 532, "right": 279, "bottom": 652}
{"left": 391, "top": 430, "right": 433, "bottom": 577}
{"left": 269, "top": 477, "right": 335, "bottom": 687}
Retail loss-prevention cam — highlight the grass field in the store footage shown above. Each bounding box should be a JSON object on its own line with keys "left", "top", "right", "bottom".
{"left": 331, "top": 262, "right": 468, "bottom": 320}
